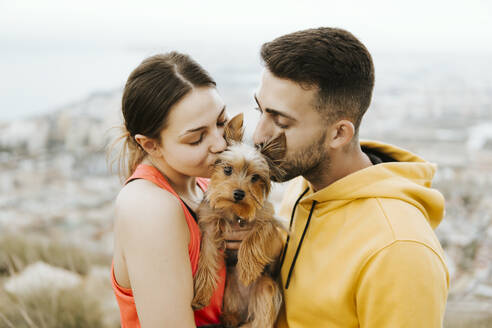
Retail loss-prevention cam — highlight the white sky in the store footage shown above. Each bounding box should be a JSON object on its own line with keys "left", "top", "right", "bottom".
{"left": 1, "top": 0, "right": 491, "bottom": 53}
{"left": 0, "top": 0, "right": 491, "bottom": 121}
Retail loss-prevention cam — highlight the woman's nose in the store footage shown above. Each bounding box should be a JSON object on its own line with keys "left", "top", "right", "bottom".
{"left": 210, "top": 128, "right": 227, "bottom": 154}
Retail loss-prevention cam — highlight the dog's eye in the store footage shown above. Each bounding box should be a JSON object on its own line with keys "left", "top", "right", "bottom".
{"left": 251, "top": 174, "right": 260, "bottom": 182}
{"left": 224, "top": 166, "right": 233, "bottom": 176}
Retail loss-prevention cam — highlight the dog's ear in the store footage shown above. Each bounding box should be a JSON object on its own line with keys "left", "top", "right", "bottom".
{"left": 259, "top": 133, "right": 286, "bottom": 162}
{"left": 224, "top": 113, "right": 244, "bottom": 144}
{"left": 259, "top": 133, "right": 287, "bottom": 180}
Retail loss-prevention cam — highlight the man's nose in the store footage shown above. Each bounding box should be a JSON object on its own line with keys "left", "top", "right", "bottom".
{"left": 253, "top": 116, "right": 273, "bottom": 147}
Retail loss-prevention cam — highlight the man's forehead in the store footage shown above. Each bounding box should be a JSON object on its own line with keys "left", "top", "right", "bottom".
{"left": 256, "top": 69, "right": 318, "bottom": 117}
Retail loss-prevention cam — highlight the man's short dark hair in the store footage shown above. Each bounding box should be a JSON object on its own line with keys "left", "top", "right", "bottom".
{"left": 261, "top": 27, "right": 375, "bottom": 132}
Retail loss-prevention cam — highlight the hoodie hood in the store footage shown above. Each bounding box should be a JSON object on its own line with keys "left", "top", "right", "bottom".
{"left": 297, "top": 140, "right": 445, "bottom": 229}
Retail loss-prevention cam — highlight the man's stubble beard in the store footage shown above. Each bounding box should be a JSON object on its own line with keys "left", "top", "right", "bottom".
{"left": 275, "top": 130, "right": 330, "bottom": 183}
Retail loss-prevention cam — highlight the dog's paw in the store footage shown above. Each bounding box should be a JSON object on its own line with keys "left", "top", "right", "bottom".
{"left": 238, "top": 261, "right": 263, "bottom": 286}
{"left": 192, "top": 288, "right": 213, "bottom": 310}
{"left": 193, "top": 263, "right": 220, "bottom": 309}
{"left": 221, "top": 312, "right": 243, "bottom": 328}
{"left": 191, "top": 298, "right": 206, "bottom": 311}
{"left": 238, "top": 270, "right": 258, "bottom": 286}
{"left": 192, "top": 281, "right": 214, "bottom": 310}
{"left": 238, "top": 323, "right": 253, "bottom": 328}
{"left": 193, "top": 290, "right": 214, "bottom": 309}
{"left": 237, "top": 247, "right": 265, "bottom": 286}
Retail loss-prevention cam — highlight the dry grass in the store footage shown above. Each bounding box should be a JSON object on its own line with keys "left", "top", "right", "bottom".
{"left": 0, "top": 233, "right": 110, "bottom": 276}
{"left": 0, "top": 287, "right": 107, "bottom": 328}
{"left": 0, "top": 233, "right": 119, "bottom": 328}
{"left": 1, "top": 232, "right": 490, "bottom": 327}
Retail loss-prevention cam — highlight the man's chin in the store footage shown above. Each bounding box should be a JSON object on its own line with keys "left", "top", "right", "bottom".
{"left": 270, "top": 169, "right": 300, "bottom": 183}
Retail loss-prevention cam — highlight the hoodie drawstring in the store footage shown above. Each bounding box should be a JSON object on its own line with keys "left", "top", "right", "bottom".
{"left": 278, "top": 187, "right": 310, "bottom": 274}
{"left": 284, "top": 191, "right": 317, "bottom": 289}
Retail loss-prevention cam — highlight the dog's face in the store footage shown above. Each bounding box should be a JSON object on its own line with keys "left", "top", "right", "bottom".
{"left": 207, "top": 143, "right": 271, "bottom": 220}
{"left": 206, "top": 113, "right": 285, "bottom": 220}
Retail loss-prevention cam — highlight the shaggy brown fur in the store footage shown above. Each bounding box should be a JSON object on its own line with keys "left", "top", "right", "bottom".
{"left": 192, "top": 113, "right": 285, "bottom": 328}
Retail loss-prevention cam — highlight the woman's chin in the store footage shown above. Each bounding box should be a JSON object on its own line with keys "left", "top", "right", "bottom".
{"left": 195, "top": 167, "right": 212, "bottom": 179}
{"left": 202, "top": 170, "right": 213, "bottom": 179}
{"left": 188, "top": 161, "right": 215, "bottom": 178}
{"left": 202, "top": 162, "right": 217, "bottom": 178}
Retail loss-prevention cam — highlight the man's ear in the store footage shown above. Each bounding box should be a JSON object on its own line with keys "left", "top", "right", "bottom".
{"left": 134, "top": 134, "right": 161, "bottom": 156}
{"left": 224, "top": 113, "right": 244, "bottom": 144}
{"left": 328, "top": 120, "right": 355, "bottom": 149}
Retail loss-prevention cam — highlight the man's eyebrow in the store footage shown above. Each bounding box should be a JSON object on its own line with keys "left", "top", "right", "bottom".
{"left": 254, "top": 94, "right": 297, "bottom": 122}
{"left": 181, "top": 106, "right": 226, "bottom": 136}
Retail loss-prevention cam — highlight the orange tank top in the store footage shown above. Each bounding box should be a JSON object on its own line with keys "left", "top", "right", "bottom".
{"left": 111, "top": 164, "right": 226, "bottom": 327}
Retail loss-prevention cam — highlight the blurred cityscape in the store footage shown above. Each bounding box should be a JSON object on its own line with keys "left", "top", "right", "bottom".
{"left": 1, "top": 52, "right": 491, "bottom": 327}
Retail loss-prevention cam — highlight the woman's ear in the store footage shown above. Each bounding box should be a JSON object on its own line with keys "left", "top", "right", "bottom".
{"left": 224, "top": 113, "right": 244, "bottom": 144}
{"left": 327, "top": 120, "right": 355, "bottom": 150}
{"left": 134, "top": 134, "right": 161, "bottom": 156}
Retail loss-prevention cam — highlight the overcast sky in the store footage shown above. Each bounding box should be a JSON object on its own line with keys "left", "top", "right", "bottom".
{"left": 0, "top": 0, "right": 490, "bottom": 120}
{"left": 1, "top": 0, "right": 491, "bottom": 53}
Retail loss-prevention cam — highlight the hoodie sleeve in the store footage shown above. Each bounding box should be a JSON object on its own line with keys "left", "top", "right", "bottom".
{"left": 356, "top": 240, "right": 448, "bottom": 328}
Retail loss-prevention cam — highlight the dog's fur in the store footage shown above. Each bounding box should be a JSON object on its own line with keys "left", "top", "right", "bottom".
{"left": 192, "top": 113, "right": 285, "bottom": 328}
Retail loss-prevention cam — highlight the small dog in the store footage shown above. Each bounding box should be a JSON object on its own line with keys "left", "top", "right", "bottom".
{"left": 192, "top": 113, "right": 286, "bottom": 328}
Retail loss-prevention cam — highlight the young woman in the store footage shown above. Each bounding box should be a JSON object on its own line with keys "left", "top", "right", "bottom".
{"left": 110, "top": 52, "right": 238, "bottom": 327}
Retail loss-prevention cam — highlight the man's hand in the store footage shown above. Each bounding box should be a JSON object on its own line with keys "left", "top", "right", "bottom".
{"left": 223, "top": 221, "right": 252, "bottom": 266}
{"left": 224, "top": 221, "right": 252, "bottom": 250}
{"left": 222, "top": 220, "right": 285, "bottom": 269}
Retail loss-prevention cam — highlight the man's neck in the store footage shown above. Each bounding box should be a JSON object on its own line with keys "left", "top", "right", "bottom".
{"left": 305, "top": 144, "right": 373, "bottom": 192}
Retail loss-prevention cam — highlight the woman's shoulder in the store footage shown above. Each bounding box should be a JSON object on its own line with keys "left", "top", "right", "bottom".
{"left": 115, "top": 179, "right": 187, "bottom": 233}
{"left": 117, "top": 178, "right": 177, "bottom": 207}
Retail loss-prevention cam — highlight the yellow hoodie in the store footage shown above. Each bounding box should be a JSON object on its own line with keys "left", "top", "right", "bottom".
{"left": 276, "top": 140, "right": 449, "bottom": 328}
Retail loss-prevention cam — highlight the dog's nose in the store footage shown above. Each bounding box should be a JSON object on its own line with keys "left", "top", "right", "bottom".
{"left": 233, "top": 189, "right": 245, "bottom": 201}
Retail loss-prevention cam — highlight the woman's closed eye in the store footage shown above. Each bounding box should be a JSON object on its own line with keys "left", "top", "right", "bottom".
{"left": 190, "top": 133, "right": 204, "bottom": 145}
{"left": 188, "top": 119, "right": 227, "bottom": 146}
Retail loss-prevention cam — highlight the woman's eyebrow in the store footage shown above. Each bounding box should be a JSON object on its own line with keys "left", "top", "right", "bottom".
{"left": 217, "top": 106, "right": 226, "bottom": 120}
{"left": 180, "top": 106, "right": 226, "bottom": 136}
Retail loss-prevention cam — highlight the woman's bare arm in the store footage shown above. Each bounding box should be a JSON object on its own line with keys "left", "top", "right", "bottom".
{"left": 115, "top": 180, "right": 196, "bottom": 328}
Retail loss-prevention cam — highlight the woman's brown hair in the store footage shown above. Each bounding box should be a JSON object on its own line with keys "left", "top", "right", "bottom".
{"left": 108, "top": 52, "right": 216, "bottom": 181}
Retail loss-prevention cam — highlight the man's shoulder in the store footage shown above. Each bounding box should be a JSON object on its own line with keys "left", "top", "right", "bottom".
{"left": 343, "top": 198, "right": 448, "bottom": 282}
{"left": 352, "top": 197, "right": 446, "bottom": 261}
{"left": 376, "top": 198, "right": 441, "bottom": 243}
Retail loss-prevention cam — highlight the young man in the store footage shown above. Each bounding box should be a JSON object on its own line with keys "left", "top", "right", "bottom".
{"left": 252, "top": 27, "right": 449, "bottom": 327}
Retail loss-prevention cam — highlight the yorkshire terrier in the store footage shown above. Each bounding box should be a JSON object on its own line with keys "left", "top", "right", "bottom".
{"left": 192, "top": 113, "right": 286, "bottom": 328}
